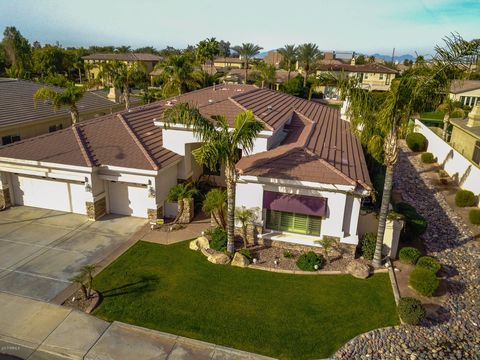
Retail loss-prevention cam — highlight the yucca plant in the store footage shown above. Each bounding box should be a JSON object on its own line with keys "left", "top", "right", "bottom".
{"left": 235, "top": 206, "right": 256, "bottom": 248}
{"left": 202, "top": 188, "right": 227, "bottom": 229}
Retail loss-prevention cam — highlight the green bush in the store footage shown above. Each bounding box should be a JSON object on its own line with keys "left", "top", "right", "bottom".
{"left": 360, "top": 232, "right": 376, "bottom": 260}
{"left": 406, "top": 132, "right": 428, "bottom": 152}
{"left": 455, "top": 190, "right": 476, "bottom": 207}
{"left": 283, "top": 249, "right": 294, "bottom": 258}
{"left": 469, "top": 209, "right": 480, "bottom": 225}
{"left": 296, "top": 252, "right": 325, "bottom": 271}
{"left": 409, "top": 268, "right": 440, "bottom": 297}
{"left": 399, "top": 247, "right": 422, "bottom": 265}
{"left": 394, "top": 202, "right": 427, "bottom": 240}
{"left": 209, "top": 227, "right": 227, "bottom": 252}
{"left": 397, "top": 297, "right": 425, "bottom": 325}
{"left": 416, "top": 256, "right": 441, "bottom": 274}
{"left": 237, "top": 248, "right": 252, "bottom": 260}
{"left": 421, "top": 152, "right": 435, "bottom": 164}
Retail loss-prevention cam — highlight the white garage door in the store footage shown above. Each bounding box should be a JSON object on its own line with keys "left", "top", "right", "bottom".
{"left": 108, "top": 182, "right": 149, "bottom": 218}
{"left": 11, "top": 174, "right": 87, "bottom": 214}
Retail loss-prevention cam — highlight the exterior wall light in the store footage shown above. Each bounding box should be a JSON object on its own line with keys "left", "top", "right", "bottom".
{"left": 84, "top": 178, "right": 92, "bottom": 193}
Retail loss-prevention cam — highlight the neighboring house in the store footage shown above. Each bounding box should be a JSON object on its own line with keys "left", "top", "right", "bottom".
{"left": 0, "top": 85, "right": 370, "bottom": 249}
{"left": 212, "top": 57, "right": 244, "bottom": 69}
{"left": 221, "top": 68, "right": 299, "bottom": 89}
{"left": 263, "top": 50, "right": 283, "bottom": 69}
{"left": 449, "top": 80, "right": 480, "bottom": 107}
{"left": 0, "top": 78, "right": 126, "bottom": 146}
{"left": 449, "top": 105, "right": 480, "bottom": 165}
{"left": 82, "top": 53, "right": 162, "bottom": 80}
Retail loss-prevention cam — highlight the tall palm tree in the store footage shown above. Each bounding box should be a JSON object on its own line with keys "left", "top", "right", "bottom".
{"left": 163, "top": 104, "right": 263, "bottom": 253}
{"left": 33, "top": 83, "right": 85, "bottom": 124}
{"left": 437, "top": 96, "right": 465, "bottom": 141}
{"left": 155, "top": 54, "right": 199, "bottom": 97}
{"left": 298, "top": 43, "right": 321, "bottom": 87}
{"left": 100, "top": 60, "right": 146, "bottom": 110}
{"left": 253, "top": 62, "right": 276, "bottom": 89}
{"left": 196, "top": 37, "right": 220, "bottom": 71}
{"left": 202, "top": 188, "right": 227, "bottom": 229}
{"left": 341, "top": 34, "right": 479, "bottom": 267}
{"left": 167, "top": 183, "right": 198, "bottom": 224}
{"left": 278, "top": 44, "right": 298, "bottom": 81}
{"left": 232, "top": 43, "right": 263, "bottom": 84}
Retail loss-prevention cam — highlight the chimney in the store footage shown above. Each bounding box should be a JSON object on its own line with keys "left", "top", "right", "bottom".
{"left": 107, "top": 87, "right": 121, "bottom": 103}
{"left": 466, "top": 105, "right": 480, "bottom": 127}
{"left": 350, "top": 57, "right": 356, "bottom": 66}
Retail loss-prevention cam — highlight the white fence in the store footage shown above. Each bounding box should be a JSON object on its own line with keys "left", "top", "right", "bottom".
{"left": 414, "top": 119, "right": 480, "bottom": 196}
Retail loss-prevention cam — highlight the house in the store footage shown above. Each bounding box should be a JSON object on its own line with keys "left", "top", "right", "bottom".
{"left": 0, "top": 78, "right": 126, "bottom": 146}
{"left": 212, "top": 57, "right": 244, "bottom": 69}
{"left": 263, "top": 50, "right": 283, "bottom": 69}
{"left": 0, "top": 85, "right": 371, "bottom": 249}
{"left": 449, "top": 80, "right": 480, "bottom": 107}
{"left": 82, "top": 53, "right": 162, "bottom": 81}
{"left": 449, "top": 105, "right": 480, "bottom": 165}
{"left": 221, "top": 68, "right": 299, "bottom": 89}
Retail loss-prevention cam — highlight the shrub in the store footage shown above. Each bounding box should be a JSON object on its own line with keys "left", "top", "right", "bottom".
{"left": 360, "top": 232, "right": 376, "bottom": 260}
{"left": 399, "top": 247, "right": 422, "bottom": 264}
{"left": 237, "top": 248, "right": 252, "bottom": 260}
{"left": 469, "top": 209, "right": 480, "bottom": 225}
{"left": 406, "top": 132, "right": 428, "bottom": 152}
{"left": 421, "top": 152, "right": 435, "bottom": 164}
{"left": 397, "top": 297, "right": 425, "bottom": 325}
{"left": 409, "top": 268, "right": 440, "bottom": 297}
{"left": 283, "top": 249, "right": 294, "bottom": 258}
{"left": 394, "top": 202, "right": 427, "bottom": 240}
{"left": 455, "top": 190, "right": 476, "bottom": 207}
{"left": 209, "top": 227, "right": 227, "bottom": 252}
{"left": 296, "top": 251, "right": 325, "bottom": 271}
{"left": 416, "top": 256, "right": 441, "bottom": 274}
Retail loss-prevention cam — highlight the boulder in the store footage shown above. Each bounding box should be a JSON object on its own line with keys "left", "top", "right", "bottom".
{"left": 189, "top": 236, "right": 210, "bottom": 251}
{"left": 231, "top": 252, "right": 250, "bottom": 268}
{"left": 346, "top": 260, "right": 371, "bottom": 279}
{"left": 207, "top": 252, "right": 231, "bottom": 265}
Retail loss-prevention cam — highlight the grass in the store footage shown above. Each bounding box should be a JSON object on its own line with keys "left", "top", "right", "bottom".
{"left": 93, "top": 241, "right": 398, "bottom": 359}
{"left": 420, "top": 111, "right": 445, "bottom": 120}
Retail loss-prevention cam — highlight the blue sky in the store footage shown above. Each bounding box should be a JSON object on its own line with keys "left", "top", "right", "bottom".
{"left": 0, "top": 0, "right": 478, "bottom": 55}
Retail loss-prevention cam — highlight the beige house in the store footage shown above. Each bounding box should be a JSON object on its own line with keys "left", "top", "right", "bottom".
{"left": 449, "top": 80, "right": 480, "bottom": 107}
{"left": 449, "top": 105, "right": 480, "bottom": 165}
{"left": 0, "top": 78, "right": 127, "bottom": 146}
{"left": 212, "top": 57, "right": 244, "bottom": 69}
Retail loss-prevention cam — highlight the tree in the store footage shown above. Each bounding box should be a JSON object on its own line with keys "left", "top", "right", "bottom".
{"left": 341, "top": 34, "right": 480, "bottom": 267}
{"left": 167, "top": 183, "right": 198, "bottom": 224}
{"left": 356, "top": 54, "right": 366, "bottom": 64}
{"left": 437, "top": 96, "right": 465, "bottom": 141}
{"left": 253, "top": 62, "right": 276, "bottom": 89}
{"left": 235, "top": 206, "right": 256, "bottom": 248}
{"left": 33, "top": 83, "right": 85, "bottom": 124}
{"left": 155, "top": 54, "right": 199, "bottom": 97}
{"left": 202, "top": 188, "right": 227, "bottom": 229}
{"left": 218, "top": 40, "right": 231, "bottom": 57}
{"left": 278, "top": 44, "right": 298, "bottom": 81}
{"left": 297, "top": 43, "right": 321, "bottom": 87}
{"left": 115, "top": 45, "right": 131, "bottom": 53}
{"left": 163, "top": 104, "right": 263, "bottom": 253}
{"left": 2, "top": 26, "right": 31, "bottom": 78}
{"left": 232, "top": 43, "right": 263, "bottom": 84}
{"left": 69, "top": 264, "right": 98, "bottom": 299}
{"left": 100, "top": 60, "right": 146, "bottom": 109}
{"left": 196, "top": 37, "right": 220, "bottom": 71}
{"left": 368, "top": 55, "right": 376, "bottom": 63}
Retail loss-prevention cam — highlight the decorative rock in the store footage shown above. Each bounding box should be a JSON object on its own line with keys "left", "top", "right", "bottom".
{"left": 189, "top": 236, "right": 210, "bottom": 251}
{"left": 207, "top": 251, "right": 231, "bottom": 265}
{"left": 231, "top": 252, "right": 250, "bottom": 268}
{"left": 346, "top": 260, "right": 370, "bottom": 279}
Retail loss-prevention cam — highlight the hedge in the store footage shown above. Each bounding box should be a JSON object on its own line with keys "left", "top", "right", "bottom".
{"left": 455, "top": 190, "right": 476, "bottom": 207}
{"left": 399, "top": 247, "right": 422, "bottom": 265}
{"left": 397, "top": 297, "right": 425, "bottom": 325}
{"left": 421, "top": 152, "right": 435, "bottom": 164}
{"left": 409, "top": 268, "right": 440, "bottom": 297}
{"left": 406, "top": 132, "right": 428, "bottom": 152}
{"left": 416, "top": 256, "right": 441, "bottom": 274}
{"left": 296, "top": 252, "right": 325, "bottom": 271}
{"left": 360, "top": 232, "right": 376, "bottom": 260}
{"left": 469, "top": 209, "right": 480, "bottom": 225}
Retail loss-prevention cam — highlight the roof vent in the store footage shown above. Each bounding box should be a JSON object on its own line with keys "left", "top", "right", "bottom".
{"left": 208, "top": 99, "right": 214, "bottom": 104}
{"left": 267, "top": 105, "right": 273, "bottom": 111}
{"left": 165, "top": 100, "right": 172, "bottom": 106}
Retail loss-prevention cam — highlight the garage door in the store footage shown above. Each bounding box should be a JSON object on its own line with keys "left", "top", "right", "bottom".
{"left": 11, "top": 174, "right": 87, "bottom": 214}
{"left": 108, "top": 182, "right": 148, "bottom": 218}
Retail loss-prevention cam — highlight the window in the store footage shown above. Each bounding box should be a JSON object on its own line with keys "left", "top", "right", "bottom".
{"left": 379, "top": 73, "right": 384, "bottom": 80}
{"left": 386, "top": 74, "right": 391, "bottom": 85}
{"left": 2, "top": 135, "right": 20, "bottom": 145}
{"left": 473, "top": 141, "right": 480, "bottom": 165}
{"left": 364, "top": 73, "right": 369, "bottom": 79}
{"left": 266, "top": 209, "right": 321, "bottom": 236}
{"left": 460, "top": 96, "right": 466, "bottom": 105}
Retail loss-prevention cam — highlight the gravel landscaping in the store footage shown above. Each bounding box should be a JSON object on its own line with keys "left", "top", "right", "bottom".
{"left": 334, "top": 141, "right": 480, "bottom": 359}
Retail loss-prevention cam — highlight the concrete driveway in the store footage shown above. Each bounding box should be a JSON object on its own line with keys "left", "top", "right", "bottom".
{"left": 0, "top": 206, "right": 146, "bottom": 302}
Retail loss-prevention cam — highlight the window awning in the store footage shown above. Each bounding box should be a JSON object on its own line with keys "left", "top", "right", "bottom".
{"left": 262, "top": 191, "right": 327, "bottom": 217}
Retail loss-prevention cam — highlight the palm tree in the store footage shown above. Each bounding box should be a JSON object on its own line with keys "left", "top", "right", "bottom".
{"left": 163, "top": 105, "right": 263, "bottom": 253}
{"left": 155, "top": 54, "right": 199, "bottom": 97}
{"left": 341, "top": 34, "right": 479, "bottom": 268}
{"left": 69, "top": 264, "right": 98, "bottom": 299}
{"left": 100, "top": 60, "right": 146, "bottom": 110}
{"left": 437, "top": 96, "right": 465, "bottom": 141}
{"left": 33, "top": 83, "right": 85, "bottom": 124}
{"left": 297, "top": 43, "right": 321, "bottom": 87}
{"left": 235, "top": 206, "right": 256, "bottom": 248}
{"left": 232, "top": 43, "right": 263, "bottom": 84}
{"left": 278, "top": 44, "right": 298, "bottom": 81}
{"left": 167, "top": 183, "right": 198, "bottom": 224}
{"left": 202, "top": 188, "right": 227, "bottom": 229}
{"left": 315, "top": 236, "right": 338, "bottom": 265}
{"left": 196, "top": 37, "right": 220, "bottom": 71}
{"left": 253, "top": 62, "right": 276, "bottom": 89}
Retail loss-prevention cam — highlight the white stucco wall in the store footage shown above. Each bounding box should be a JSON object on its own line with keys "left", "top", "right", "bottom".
{"left": 155, "top": 164, "right": 179, "bottom": 217}
{"left": 415, "top": 119, "right": 480, "bottom": 197}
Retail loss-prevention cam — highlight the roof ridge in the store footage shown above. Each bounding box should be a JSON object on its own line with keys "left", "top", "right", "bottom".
{"left": 116, "top": 113, "right": 159, "bottom": 170}
{"left": 71, "top": 125, "right": 94, "bottom": 167}
{"left": 228, "top": 96, "right": 274, "bottom": 131}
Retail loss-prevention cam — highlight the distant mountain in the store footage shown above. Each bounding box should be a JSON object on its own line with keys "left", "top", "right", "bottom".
{"left": 370, "top": 53, "right": 415, "bottom": 62}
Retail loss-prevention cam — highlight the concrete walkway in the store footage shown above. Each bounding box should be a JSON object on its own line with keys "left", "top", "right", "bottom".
{"left": 0, "top": 292, "right": 274, "bottom": 360}
{"left": 142, "top": 216, "right": 210, "bottom": 245}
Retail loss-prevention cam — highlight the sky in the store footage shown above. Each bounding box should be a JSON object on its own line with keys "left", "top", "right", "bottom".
{"left": 0, "top": 0, "right": 478, "bottom": 55}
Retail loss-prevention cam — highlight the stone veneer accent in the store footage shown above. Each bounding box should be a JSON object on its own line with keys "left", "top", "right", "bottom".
{"left": 86, "top": 197, "right": 106, "bottom": 220}
{"left": 0, "top": 187, "right": 11, "bottom": 209}
{"left": 178, "top": 198, "right": 194, "bottom": 224}
{"left": 147, "top": 207, "right": 163, "bottom": 222}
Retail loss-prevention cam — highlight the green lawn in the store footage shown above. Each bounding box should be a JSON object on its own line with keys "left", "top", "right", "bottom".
{"left": 93, "top": 241, "right": 398, "bottom": 359}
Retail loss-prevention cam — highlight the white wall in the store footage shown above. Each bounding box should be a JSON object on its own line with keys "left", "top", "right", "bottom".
{"left": 155, "top": 164, "right": 179, "bottom": 218}
{"left": 415, "top": 119, "right": 480, "bottom": 197}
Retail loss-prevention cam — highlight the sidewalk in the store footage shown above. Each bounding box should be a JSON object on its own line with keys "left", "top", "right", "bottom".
{"left": 0, "top": 292, "right": 275, "bottom": 360}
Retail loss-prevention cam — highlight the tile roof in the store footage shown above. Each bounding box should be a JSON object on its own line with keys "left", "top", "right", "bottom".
{"left": 82, "top": 53, "right": 161, "bottom": 62}
{"left": 0, "top": 84, "right": 371, "bottom": 187}
{"left": 317, "top": 63, "right": 398, "bottom": 74}
{"left": 450, "top": 80, "right": 480, "bottom": 94}
{"left": 0, "top": 79, "right": 118, "bottom": 128}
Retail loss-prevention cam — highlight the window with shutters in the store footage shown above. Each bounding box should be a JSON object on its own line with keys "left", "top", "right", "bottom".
{"left": 265, "top": 210, "right": 321, "bottom": 236}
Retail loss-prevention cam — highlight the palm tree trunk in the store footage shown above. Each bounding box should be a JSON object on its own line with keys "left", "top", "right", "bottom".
{"left": 442, "top": 114, "right": 450, "bottom": 141}
{"left": 124, "top": 86, "right": 130, "bottom": 110}
{"left": 70, "top": 105, "right": 79, "bottom": 124}
{"left": 242, "top": 225, "right": 248, "bottom": 248}
{"left": 244, "top": 59, "right": 248, "bottom": 84}
{"left": 303, "top": 70, "right": 308, "bottom": 88}
{"left": 173, "top": 199, "right": 184, "bottom": 224}
{"left": 225, "top": 162, "right": 236, "bottom": 253}
{"left": 287, "top": 60, "right": 291, "bottom": 82}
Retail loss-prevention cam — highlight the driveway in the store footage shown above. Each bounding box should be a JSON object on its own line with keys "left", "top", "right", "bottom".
{"left": 0, "top": 206, "right": 146, "bottom": 302}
